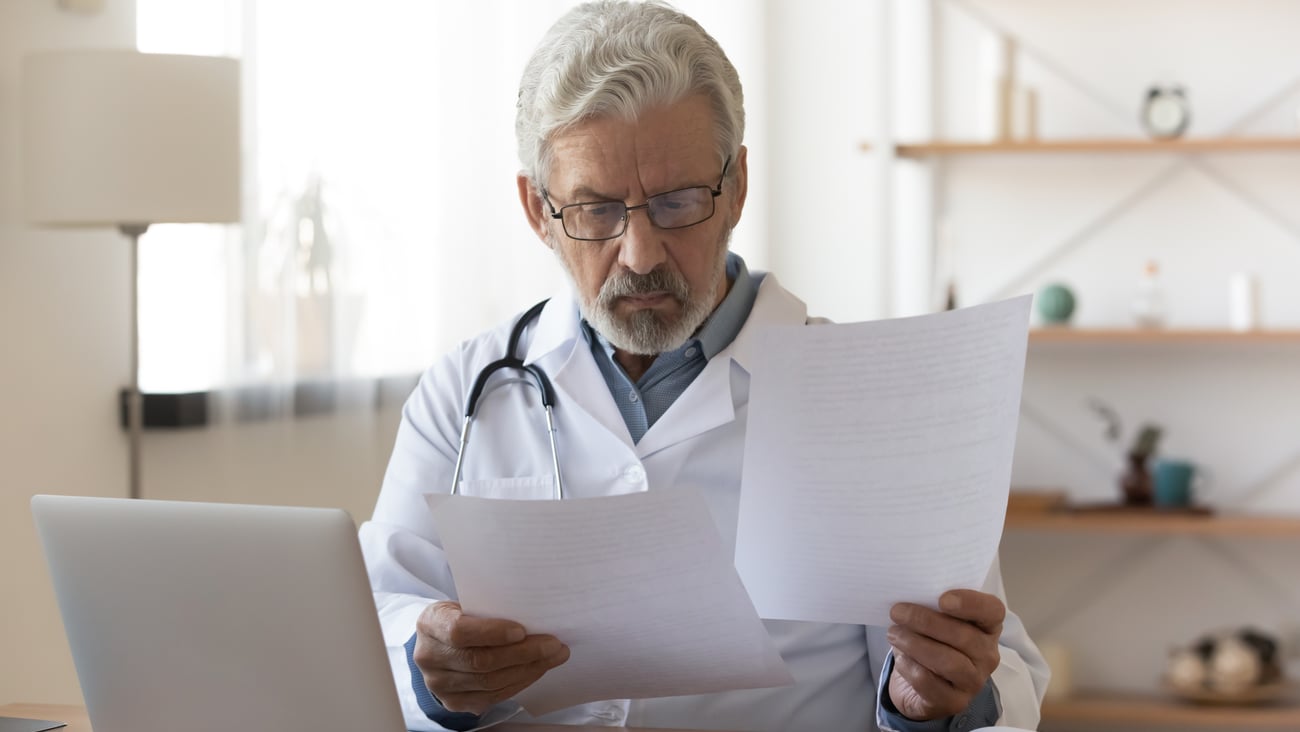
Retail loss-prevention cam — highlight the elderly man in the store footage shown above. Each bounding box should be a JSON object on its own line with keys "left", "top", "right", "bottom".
{"left": 359, "top": 2, "right": 1049, "bottom": 730}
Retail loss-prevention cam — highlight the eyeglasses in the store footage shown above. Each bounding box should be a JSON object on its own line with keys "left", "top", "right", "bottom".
{"left": 542, "top": 157, "right": 730, "bottom": 241}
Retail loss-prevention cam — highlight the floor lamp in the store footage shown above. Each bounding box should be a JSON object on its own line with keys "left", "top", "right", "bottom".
{"left": 22, "top": 50, "right": 241, "bottom": 499}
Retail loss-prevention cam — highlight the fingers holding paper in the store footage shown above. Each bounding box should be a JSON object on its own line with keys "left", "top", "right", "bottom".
{"left": 886, "top": 589, "right": 1005, "bottom": 721}
{"left": 413, "top": 600, "right": 571, "bottom": 715}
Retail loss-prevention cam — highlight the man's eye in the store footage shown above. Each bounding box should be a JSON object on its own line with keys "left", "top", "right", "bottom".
{"left": 655, "top": 189, "right": 701, "bottom": 211}
{"left": 586, "top": 204, "right": 620, "bottom": 219}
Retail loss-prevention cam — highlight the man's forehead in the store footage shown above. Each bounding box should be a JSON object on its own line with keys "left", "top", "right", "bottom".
{"left": 546, "top": 97, "right": 717, "bottom": 194}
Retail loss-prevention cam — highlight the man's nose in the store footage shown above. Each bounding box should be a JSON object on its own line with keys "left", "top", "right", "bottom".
{"left": 616, "top": 207, "right": 668, "bottom": 275}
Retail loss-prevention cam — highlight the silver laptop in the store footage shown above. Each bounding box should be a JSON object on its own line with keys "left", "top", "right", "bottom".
{"left": 31, "top": 495, "right": 406, "bottom": 732}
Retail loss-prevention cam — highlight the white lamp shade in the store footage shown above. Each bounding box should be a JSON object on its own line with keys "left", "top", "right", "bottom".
{"left": 22, "top": 50, "right": 241, "bottom": 226}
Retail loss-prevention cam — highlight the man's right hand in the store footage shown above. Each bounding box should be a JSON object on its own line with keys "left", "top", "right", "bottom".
{"left": 413, "top": 601, "right": 570, "bottom": 715}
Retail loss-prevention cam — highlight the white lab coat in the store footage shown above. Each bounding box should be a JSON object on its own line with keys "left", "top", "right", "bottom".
{"left": 359, "top": 273, "right": 1049, "bottom": 731}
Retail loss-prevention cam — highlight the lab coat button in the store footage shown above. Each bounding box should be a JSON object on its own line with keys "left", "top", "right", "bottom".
{"left": 623, "top": 465, "right": 645, "bottom": 484}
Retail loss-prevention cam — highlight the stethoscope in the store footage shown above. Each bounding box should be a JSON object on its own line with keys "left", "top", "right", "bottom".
{"left": 449, "top": 299, "right": 566, "bottom": 499}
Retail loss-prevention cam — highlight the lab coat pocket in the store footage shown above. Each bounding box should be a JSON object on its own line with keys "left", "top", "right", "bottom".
{"left": 457, "top": 474, "right": 555, "bottom": 500}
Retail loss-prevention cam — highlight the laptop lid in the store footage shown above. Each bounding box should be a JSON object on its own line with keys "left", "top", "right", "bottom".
{"left": 31, "top": 495, "right": 405, "bottom": 732}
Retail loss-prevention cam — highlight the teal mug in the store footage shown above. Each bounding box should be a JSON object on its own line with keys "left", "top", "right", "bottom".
{"left": 1153, "top": 459, "right": 1203, "bottom": 508}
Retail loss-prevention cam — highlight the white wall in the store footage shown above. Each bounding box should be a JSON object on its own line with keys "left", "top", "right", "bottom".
{"left": 763, "top": 0, "right": 886, "bottom": 323}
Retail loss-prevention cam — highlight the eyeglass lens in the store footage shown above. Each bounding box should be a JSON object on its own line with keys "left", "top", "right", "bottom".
{"left": 562, "top": 186, "right": 715, "bottom": 240}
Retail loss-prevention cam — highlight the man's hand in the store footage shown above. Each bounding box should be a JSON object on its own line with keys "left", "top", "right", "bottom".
{"left": 413, "top": 601, "right": 570, "bottom": 715}
{"left": 886, "top": 589, "right": 1004, "bottom": 722}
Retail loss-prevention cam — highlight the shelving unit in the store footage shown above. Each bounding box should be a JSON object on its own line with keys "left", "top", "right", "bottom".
{"left": 873, "top": 5, "right": 1300, "bottom": 730}
{"left": 1028, "top": 329, "right": 1300, "bottom": 345}
{"left": 1041, "top": 691, "right": 1300, "bottom": 729}
{"left": 894, "top": 137, "right": 1300, "bottom": 158}
{"left": 1006, "top": 509, "right": 1300, "bottom": 730}
{"left": 1005, "top": 509, "right": 1300, "bottom": 538}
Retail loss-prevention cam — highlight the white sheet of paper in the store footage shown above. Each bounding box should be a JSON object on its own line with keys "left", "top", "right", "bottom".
{"left": 426, "top": 490, "right": 793, "bottom": 716}
{"left": 734, "top": 296, "right": 1032, "bottom": 626}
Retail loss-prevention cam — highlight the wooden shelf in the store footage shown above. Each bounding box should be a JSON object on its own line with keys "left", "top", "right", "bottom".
{"left": 894, "top": 137, "right": 1300, "bottom": 157}
{"left": 1029, "top": 328, "right": 1300, "bottom": 345}
{"left": 1005, "top": 509, "right": 1300, "bottom": 537}
{"left": 1042, "top": 691, "right": 1300, "bottom": 728}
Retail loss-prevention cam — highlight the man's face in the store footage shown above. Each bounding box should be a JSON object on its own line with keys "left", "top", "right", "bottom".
{"left": 518, "top": 94, "right": 748, "bottom": 355}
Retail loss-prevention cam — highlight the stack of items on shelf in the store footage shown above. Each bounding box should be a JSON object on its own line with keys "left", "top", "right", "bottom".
{"left": 1165, "top": 628, "right": 1288, "bottom": 705}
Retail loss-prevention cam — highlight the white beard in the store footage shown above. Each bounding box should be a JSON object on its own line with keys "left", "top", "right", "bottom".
{"left": 552, "top": 227, "right": 731, "bottom": 356}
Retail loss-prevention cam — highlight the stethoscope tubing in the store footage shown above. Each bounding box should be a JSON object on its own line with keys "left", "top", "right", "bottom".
{"left": 449, "top": 299, "right": 564, "bottom": 499}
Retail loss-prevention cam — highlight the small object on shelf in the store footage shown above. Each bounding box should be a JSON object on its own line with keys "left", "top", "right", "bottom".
{"left": 1167, "top": 648, "right": 1208, "bottom": 690}
{"left": 1142, "top": 84, "right": 1191, "bottom": 139}
{"left": 1165, "top": 628, "right": 1285, "bottom": 705}
{"left": 1120, "top": 450, "right": 1154, "bottom": 506}
{"left": 944, "top": 281, "right": 958, "bottom": 311}
{"left": 1228, "top": 272, "right": 1260, "bottom": 331}
{"left": 997, "top": 38, "right": 1019, "bottom": 142}
{"left": 1038, "top": 640, "right": 1074, "bottom": 701}
{"left": 1132, "top": 424, "right": 1162, "bottom": 460}
{"left": 1153, "top": 458, "right": 1202, "bottom": 508}
{"left": 1035, "top": 283, "right": 1076, "bottom": 325}
{"left": 1132, "top": 260, "right": 1167, "bottom": 329}
{"left": 1119, "top": 424, "right": 1162, "bottom": 505}
{"left": 1013, "top": 86, "right": 1039, "bottom": 141}
{"left": 1210, "top": 635, "right": 1263, "bottom": 694}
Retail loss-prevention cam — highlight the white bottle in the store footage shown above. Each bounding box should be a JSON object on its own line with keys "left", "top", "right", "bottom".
{"left": 1132, "top": 260, "right": 1166, "bottom": 329}
{"left": 1228, "top": 272, "right": 1259, "bottom": 331}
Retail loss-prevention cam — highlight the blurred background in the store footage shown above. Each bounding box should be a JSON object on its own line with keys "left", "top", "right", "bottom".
{"left": 3, "top": 1, "right": 1299, "bottom": 730}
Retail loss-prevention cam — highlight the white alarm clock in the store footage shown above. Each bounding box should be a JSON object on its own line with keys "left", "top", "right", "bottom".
{"left": 1142, "top": 85, "right": 1191, "bottom": 139}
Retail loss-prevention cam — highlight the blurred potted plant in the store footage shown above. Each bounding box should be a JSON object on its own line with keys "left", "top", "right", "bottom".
{"left": 1089, "top": 398, "right": 1163, "bottom": 505}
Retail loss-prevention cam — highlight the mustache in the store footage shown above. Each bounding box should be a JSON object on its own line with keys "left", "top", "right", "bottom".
{"left": 596, "top": 268, "right": 689, "bottom": 305}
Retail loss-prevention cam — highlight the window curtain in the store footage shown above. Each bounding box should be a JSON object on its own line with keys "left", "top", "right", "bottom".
{"left": 137, "top": 0, "right": 768, "bottom": 419}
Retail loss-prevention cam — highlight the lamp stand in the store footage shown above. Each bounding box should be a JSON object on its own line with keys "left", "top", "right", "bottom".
{"left": 120, "top": 223, "right": 149, "bottom": 500}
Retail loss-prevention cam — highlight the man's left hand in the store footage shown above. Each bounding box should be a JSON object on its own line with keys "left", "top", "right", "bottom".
{"left": 886, "top": 589, "right": 1005, "bottom": 721}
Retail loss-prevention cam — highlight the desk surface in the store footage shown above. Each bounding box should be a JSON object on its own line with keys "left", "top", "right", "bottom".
{"left": 0, "top": 703, "right": 728, "bottom": 732}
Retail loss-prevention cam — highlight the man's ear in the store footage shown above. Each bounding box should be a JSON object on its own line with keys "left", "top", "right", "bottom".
{"left": 728, "top": 145, "right": 748, "bottom": 227}
{"left": 518, "top": 174, "right": 552, "bottom": 247}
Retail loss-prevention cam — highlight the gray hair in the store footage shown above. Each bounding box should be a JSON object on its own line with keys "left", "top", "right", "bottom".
{"left": 516, "top": 0, "right": 745, "bottom": 186}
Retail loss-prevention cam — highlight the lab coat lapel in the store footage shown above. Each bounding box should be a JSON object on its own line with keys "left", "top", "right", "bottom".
{"left": 524, "top": 291, "right": 636, "bottom": 449}
{"left": 634, "top": 274, "right": 808, "bottom": 458}
{"left": 724, "top": 273, "right": 809, "bottom": 374}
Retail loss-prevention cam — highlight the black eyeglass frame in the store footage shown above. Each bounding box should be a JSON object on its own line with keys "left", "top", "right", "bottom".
{"left": 541, "top": 156, "right": 731, "bottom": 242}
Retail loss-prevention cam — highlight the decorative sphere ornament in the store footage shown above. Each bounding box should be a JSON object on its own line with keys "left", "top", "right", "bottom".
{"left": 1036, "top": 283, "right": 1077, "bottom": 324}
{"left": 1166, "top": 649, "right": 1207, "bottom": 693}
{"left": 1209, "top": 636, "right": 1262, "bottom": 694}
